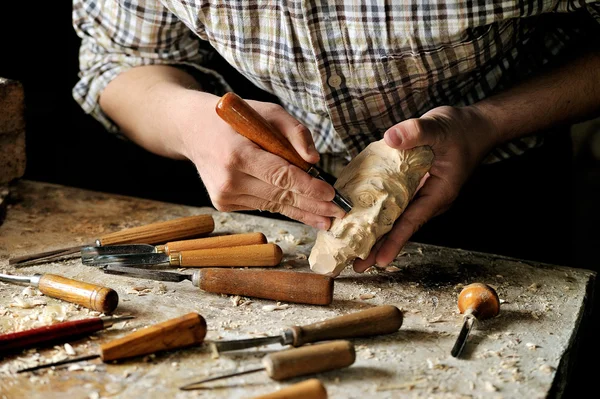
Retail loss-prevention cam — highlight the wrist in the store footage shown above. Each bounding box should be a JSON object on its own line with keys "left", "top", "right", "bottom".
{"left": 467, "top": 102, "right": 504, "bottom": 151}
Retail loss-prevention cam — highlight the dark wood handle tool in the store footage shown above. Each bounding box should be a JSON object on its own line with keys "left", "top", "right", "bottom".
{"left": 0, "top": 272, "right": 119, "bottom": 313}
{"left": 213, "top": 305, "right": 403, "bottom": 352}
{"left": 216, "top": 92, "right": 353, "bottom": 213}
{"left": 17, "top": 313, "right": 207, "bottom": 373}
{"left": 10, "top": 214, "right": 215, "bottom": 267}
{"left": 0, "top": 316, "right": 134, "bottom": 355}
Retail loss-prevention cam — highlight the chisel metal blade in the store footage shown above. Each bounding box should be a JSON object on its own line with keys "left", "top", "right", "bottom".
{"left": 82, "top": 253, "right": 170, "bottom": 267}
{"left": 212, "top": 335, "right": 285, "bottom": 352}
{"left": 102, "top": 265, "right": 192, "bottom": 283}
{"left": 81, "top": 244, "right": 157, "bottom": 260}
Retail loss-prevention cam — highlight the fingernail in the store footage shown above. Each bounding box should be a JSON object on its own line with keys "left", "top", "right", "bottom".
{"left": 307, "top": 144, "right": 319, "bottom": 157}
{"left": 386, "top": 128, "right": 403, "bottom": 147}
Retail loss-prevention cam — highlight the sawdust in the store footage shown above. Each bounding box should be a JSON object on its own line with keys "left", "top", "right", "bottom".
{"left": 262, "top": 303, "right": 289, "bottom": 311}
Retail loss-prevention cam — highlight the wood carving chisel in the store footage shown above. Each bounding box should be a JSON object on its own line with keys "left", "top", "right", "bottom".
{"left": 180, "top": 340, "right": 355, "bottom": 390}
{"left": 213, "top": 305, "right": 403, "bottom": 352}
{"left": 451, "top": 283, "right": 500, "bottom": 358}
{"left": 10, "top": 214, "right": 215, "bottom": 267}
{"left": 0, "top": 272, "right": 119, "bottom": 313}
{"left": 102, "top": 266, "right": 334, "bottom": 305}
{"left": 216, "top": 92, "right": 353, "bottom": 213}
{"left": 17, "top": 312, "right": 206, "bottom": 373}
{"left": 0, "top": 315, "right": 134, "bottom": 355}
{"left": 83, "top": 243, "right": 282, "bottom": 268}
{"left": 80, "top": 232, "right": 267, "bottom": 259}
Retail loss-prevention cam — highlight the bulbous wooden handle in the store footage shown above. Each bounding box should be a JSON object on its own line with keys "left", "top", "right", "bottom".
{"left": 38, "top": 274, "right": 118, "bottom": 313}
{"left": 195, "top": 269, "right": 334, "bottom": 305}
{"left": 178, "top": 243, "right": 282, "bottom": 267}
{"left": 100, "top": 313, "right": 206, "bottom": 362}
{"left": 216, "top": 92, "right": 312, "bottom": 171}
{"left": 290, "top": 305, "right": 403, "bottom": 346}
{"left": 98, "top": 214, "right": 214, "bottom": 246}
{"left": 457, "top": 283, "right": 500, "bottom": 319}
{"left": 250, "top": 379, "right": 327, "bottom": 399}
{"left": 263, "top": 340, "right": 355, "bottom": 381}
{"left": 164, "top": 232, "right": 267, "bottom": 254}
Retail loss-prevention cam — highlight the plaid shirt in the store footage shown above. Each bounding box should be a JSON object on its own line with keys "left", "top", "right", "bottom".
{"left": 73, "top": 0, "right": 600, "bottom": 172}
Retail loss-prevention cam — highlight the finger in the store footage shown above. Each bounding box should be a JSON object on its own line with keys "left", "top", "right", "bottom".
{"left": 383, "top": 118, "right": 441, "bottom": 150}
{"left": 235, "top": 194, "right": 332, "bottom": 230}
{"left": 353, "top": 239, "right": 385, "bottom": 273}
{"left": 237, "top": 174, "right": 345, "bottom": 219}
{"left": 266, "top": 110, "right": 320, "bottom": 164}
{"left": 234, "top": 145, "right": 336, "bottom": 202}
{"left": 374, "top": 175, "right": 450, "bottom": 266}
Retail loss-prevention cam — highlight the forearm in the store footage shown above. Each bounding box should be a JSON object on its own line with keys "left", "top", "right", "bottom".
{"left": 99, "top": 65, "right": 215, "bottom": 160}
{"left": 473, "top": 48, "right": 600, "bottom": 146}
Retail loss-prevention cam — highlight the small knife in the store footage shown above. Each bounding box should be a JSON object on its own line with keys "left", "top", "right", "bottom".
{"left": 80, "top": 232, "right": 267, "bottom": 260}
{"left": 83, "top": 243, "right": 283, "bottom": 268}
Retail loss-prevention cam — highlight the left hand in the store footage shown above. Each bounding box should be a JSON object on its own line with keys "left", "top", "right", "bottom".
{"left": 353, "top": 105, "right": 499, "bottom": 272}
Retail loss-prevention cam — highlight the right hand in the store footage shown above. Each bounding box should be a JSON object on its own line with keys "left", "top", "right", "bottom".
{"left": 180, "top": 93, "right": 346, "bottom": 230}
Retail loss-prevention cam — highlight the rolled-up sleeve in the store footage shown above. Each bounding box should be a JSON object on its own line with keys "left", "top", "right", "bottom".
{"left": 72, "top": 0, "right": 230, "bottom": 132}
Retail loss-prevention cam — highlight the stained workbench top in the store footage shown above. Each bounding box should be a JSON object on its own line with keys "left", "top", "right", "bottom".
{"left": 0, "top": 181, "right": 595, "bottom": 399}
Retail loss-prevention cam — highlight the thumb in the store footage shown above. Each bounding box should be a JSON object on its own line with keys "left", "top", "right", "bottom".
{"left": 384, "top": 118, "right": 440, "bottom": 150}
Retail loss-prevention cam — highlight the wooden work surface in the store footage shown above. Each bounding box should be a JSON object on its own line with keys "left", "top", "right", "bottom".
{"left": 0, "top": 181, "right": 595, "bottom": 399}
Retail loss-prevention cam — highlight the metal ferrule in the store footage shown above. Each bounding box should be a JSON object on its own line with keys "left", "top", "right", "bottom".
{"left": 191, "top": 271, "right": 200, "bottom": 287}
{"left": 169, "top": 253, "right": 181, "bottom": 266}
{"left": 306, "top": 166, "right": 320, "bottom": 178}
{"left": 155, "top": 244, "right": 167, "bottom": 253}
{"left": 281, "top": 329, "right": 295, "bottom": 346}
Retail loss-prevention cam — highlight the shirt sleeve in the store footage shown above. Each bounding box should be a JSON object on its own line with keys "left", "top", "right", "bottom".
{"left": 72, "top": 0, "right": 231, "bottom": 133}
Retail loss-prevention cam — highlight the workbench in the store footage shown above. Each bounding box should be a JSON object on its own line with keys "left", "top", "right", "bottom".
{"left": 0, "top": 181, "right": 595, "bottom": 399}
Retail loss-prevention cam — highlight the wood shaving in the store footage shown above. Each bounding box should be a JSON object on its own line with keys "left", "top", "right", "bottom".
{"left": 359, "top": 293, "right": 376, "bottom": 300}
{"left": 64, "top": 343, "right": 76, "bottom": 356}
{"left": 230, "top": 296, "right": 241, "bottom": 307}
{"left": 528, "top": 283, "right": 540, "bottom": 292}
{"left": 295, "top": 253, "right": 307, "bottom": 260}
{"left": 385, "top": 266, "right": 401, "bottom": 272}
{"left": 209, "top": 343, "right": 219, "bottom": 359}
{"left": 21, "top": 286, "right": 37, "bottom": 297}
{"left": 376, "top": 379, "right": 426, "bottom": 391}
{"left": 539, "top": 364, "right": 555, "bottom": 373}
{"left": 9, "top": 297, "right": 46, "bottom": 309}
{"left": 262, "top": 303, "right": 289, "bottom": 311}
{"left": 154, "top": 283, "right": 167, "bottom": 295}
{"left": 526, "top": 343, "right": 538, "bottom": 350}
{"left": 484, "top": 381, "right": 497, "bottom": 392}
{"left": 427, "top": 315, "right": 445, "bottom": 323}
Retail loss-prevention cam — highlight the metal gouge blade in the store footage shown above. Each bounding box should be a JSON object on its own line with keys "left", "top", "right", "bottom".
{"left": 81, "top": 244, "right": 157, "bottom": 259}
{"left": 103, "top": 265, "right": 192, "bottom": 283}
{"left": 450, "top": 314, "right": 475, "bottom": 358}
{"left": 307, "top": 166, "right": 353, "bottom": 213}
{"left": 83, "top": 253, "right": 171, "bottom": 267}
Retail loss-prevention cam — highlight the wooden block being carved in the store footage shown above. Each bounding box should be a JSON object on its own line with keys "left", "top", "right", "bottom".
{"left": 0, "top": 77, "right": 26, "bottom": 184}
{"left": 309, "top": 140, "right": 434, "bottom": 276}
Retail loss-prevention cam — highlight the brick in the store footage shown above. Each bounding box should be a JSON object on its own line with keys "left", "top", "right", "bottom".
{"left": 0, "top": 77, "right": 25, "bottom": 134}
{"left": 0, "top": 130, "right": 26, "bottom": 184}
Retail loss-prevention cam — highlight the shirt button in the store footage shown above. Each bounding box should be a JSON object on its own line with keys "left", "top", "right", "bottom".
{"left": 328, "top": 74, "right": 342, "bottom": 88}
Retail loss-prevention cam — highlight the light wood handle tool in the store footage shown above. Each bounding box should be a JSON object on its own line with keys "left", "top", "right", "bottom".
{"left": 251, "top": 379, "right": 327, "bottom": 399}
{"left": 214, "top": 305, "right": 403, "bottom": 352}
{"left": 180, "top": 340, "right": 355, "bottom": 390}
{"left": 0, "top": 272, "right": 119, "bottom": 313}
{"left": 17, "top": 313, "right": 207, "bottom": 373}
{"left": 216, "top": 92, "right": 353, "bottom": 212}
{"left": 11, "top": 214, "right": 215, "bottom": 267}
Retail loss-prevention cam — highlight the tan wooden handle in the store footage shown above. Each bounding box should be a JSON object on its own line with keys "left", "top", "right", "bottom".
{"left": 263, "top": 341, "right": 355, "bottom": 381}
{"left": 250, "top": 379, "right": 327, "bottom": 399}
{"left": 98, "top": 214, "right": 214, "bottom": 246}
{"left": 38, "top": 274, "right": 118, "bottom": 314}
{"left": 195, "top": 269, "right": 334, "bottom": 305}
{"left": 216, "top": 92, "right": 312, "bottom": 171}
{"left": 100, "top": 313, "right": 206, "bottom": 362}
{"left": 290, "top": 305, "right": 403, "bottom": 347}
{"left": 164, "top": 232, "right": 267, "bottom": 254}
{"left": 179, "top": 243, "right": 282, "bottom": 267}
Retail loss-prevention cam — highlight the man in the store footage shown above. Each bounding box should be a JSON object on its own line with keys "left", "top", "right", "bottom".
{"left": 72, "top": 1, "right": 599, "bottom": 271}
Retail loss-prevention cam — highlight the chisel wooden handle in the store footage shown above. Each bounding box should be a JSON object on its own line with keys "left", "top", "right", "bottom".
{"left": 100, "top": 313, "right": 206, "bottom": 362}
{"left": 289, "top": 305, "right": 403, "bottom": 347}
{"left": 38, "top": 274, "right": 118, "bottom": 313}
{"left": 0, "top": 318, "right": 104, "bottom": 354}
{"left": 263, "top": 341, "right": 355, "bottom": 381}
{"left": 98, "top": 214, "right": 214, "bottom": 246}
{"left": 251, "top": 379, "right": 327, "bottom": 399}
{"left": 216, "top": 92, "right": 311, "bottom": 171}
{"left": 162, "top": 232, "right": 267, "bottom": 254}
{"left": 178, "top": 243, "right": 282, "bottom": 267}
{"left": 194, "top": 269, "right": 334, "bottom": 305}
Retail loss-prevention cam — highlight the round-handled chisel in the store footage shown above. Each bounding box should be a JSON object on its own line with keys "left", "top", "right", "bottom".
{"left": 180, "top": 340, "right": 355, "bottom": 390}
{"left": 17, "top": 312, "right": 207, "bottom": 373}
{"left": 213, "top": 305, "right": 403, "bottom": 352}
{"left": 0, "top": 272, "right": 119, "bottom": 313}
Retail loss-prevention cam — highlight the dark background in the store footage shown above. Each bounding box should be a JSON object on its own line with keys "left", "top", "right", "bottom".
{"left": 1, "top": 3, "right": 599, "bottom": 396}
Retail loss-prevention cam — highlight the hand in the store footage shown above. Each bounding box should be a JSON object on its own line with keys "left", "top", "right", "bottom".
{"left": 181, "top": 93, "right": 346, "bottom": 230}
{"left": 353, "top": 105, "right": 499, "bottom": 272}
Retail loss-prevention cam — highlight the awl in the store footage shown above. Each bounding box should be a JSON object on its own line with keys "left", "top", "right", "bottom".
{"left": 80, "top": 232, "right": 267, "bottom": 259}
{"left": 216, "top": 92, "right": 353, "bottom": 213}
{"left": 83, "top": 243, "right": 283, "bottom": 268}
{"left": 180, "top": 340, "right": 355, "bottom": 390}
{"left": 10, "top": 214, "right": 215, "bottom": 267}
{"left": 0, "top": 315, "right": 134, "bottom": 355}
{"left": 103, "top": 266, "right": 334, "bottom": 305}
{"left": 17, "top": 312, "right": 206, "bottom": 373}
{"left": 0, "top": 272, "right": 119, "bottom": 313}
{"left": 213, "top": 305, "right": 403, "bottom": 352}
